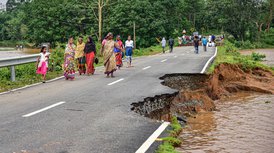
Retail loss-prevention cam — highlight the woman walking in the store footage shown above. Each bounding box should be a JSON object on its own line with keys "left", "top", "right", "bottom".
{"left": 84, "top": 36, "right": 96, "bottom": 75}
{"left": 36, "top": 46, "right": 50, "bottom": 83}
{"left": 64, "top": 37, "right": 76, "bottom": 80}
{"left": 125, "top": 35, "right": 134, "bottom": 68}
{"left": 101, "top": 33, "right": 123, "bottom": 78}
{"left": 114, "top": 35, "right": 124, "bottom": 69}
{"left": 75, "top": 36, "right": 86, "bottom": 75}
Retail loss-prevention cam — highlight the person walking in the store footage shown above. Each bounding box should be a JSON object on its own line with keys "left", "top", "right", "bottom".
{"left": 101, "top": 33, "right": 123, "bottom": 78}
{"left": 202, "top": 37, "right": 208, "bottom": 52}
{"left": 36, "top": 46, "right": 50, "bottom": 83}
{"left": 161, "top": 37, "right": 166, "bottom": 53}
{"left": 84, "top": 36, "right": 96, "bottom": 75}
{"left": 64, "top": 37, "right": 76, "bottom": 80}
{"left": 114, "top": 35, "right": 124, "bottom": 69}
{"left": 193, "top": 35, "right": 200, "bottom": 54}
{"left": 75, "top": 36, "right": 86, "bottom": 75}
{"left": 125, "top": 35, "right": 134, "bottom": 68}
{"left": 168, "top": 37, "right": 174, "bottom": 53}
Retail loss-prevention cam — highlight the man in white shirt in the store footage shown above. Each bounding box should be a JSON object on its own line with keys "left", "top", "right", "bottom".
{"left": 125, "top": 35, "right": 134, "bottom": 67}
{"left": 161, "top": 37, "right": 166, "bottom": 53}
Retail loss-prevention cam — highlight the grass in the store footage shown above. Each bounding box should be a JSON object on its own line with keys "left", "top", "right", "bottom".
{"left": 208, "top": 40, "right": 272, "bottom": 73}
{"left": 156, "top": 116, "right": 182, "bottom": 153}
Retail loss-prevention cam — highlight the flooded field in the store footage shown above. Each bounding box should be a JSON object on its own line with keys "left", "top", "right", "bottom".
{"left": 177, "top": 93, "right": 274, "bottom": 153}
{"left": 0, "top": 48, "right": 40, "bottom": 59}
{"left": 241, "top": 49, "right": 274, "bottom": 67}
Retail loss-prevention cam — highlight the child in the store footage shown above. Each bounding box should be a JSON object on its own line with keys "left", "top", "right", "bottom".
{"left": 36, "top": 46, "right": 50, "bottom": 83}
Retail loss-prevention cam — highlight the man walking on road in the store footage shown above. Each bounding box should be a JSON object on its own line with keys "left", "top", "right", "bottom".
{"left": 161, "top": 37, "right": 166, "bottom": 53}
{"left": 202, "top": 37, "right": 208, "bottom": 52}
{"left": 168, "top": 37, "right": 174, "bottom": 53}
{"left": 193, "top": 35, "right": 200, "bottom": 54}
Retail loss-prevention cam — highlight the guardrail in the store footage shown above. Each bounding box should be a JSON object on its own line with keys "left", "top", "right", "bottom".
{"left": 0, "top": 54, "right": 40, "bottom": 81}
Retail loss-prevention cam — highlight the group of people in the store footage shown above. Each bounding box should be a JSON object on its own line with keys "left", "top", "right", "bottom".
{"left": 161, "top": 37, "right": 174, "bottom": 53}
{"left": 194, "top": 35, "right": 217, "bottom": 54}
{"left": 36, "top": 33, "right": 135, "bottom": 82}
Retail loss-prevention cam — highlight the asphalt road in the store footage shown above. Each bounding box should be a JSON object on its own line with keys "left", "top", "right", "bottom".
{"left": 0, "top": 46, "right": 215, "bottom": 153}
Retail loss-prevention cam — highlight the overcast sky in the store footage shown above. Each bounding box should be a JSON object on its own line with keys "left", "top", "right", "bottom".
{"left": 0, "top": 0, "right": 7, "bottom": 5}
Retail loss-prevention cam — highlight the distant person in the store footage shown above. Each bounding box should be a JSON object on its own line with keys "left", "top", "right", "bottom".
{"left": 84, "top": 36, "right": 96, "bottom": 75}
{"left": 36, "top": 46, "right": 50, "bottom": 83}
{"left": 64, "top": 37, "right": 76, "bottom": 80}
{"left": 125, "top": 35, "right": 134, "bottom": 68}
{"left": 168, "top": 37, "right": 174, "bottom": 53}
{"left": 199, "top": 35, "right": 202, "bottom": 41}
{"left": 207, "top": 41, "right": 215, "bottom": 47}
{"left": 101, "top": 32, "right": 123, "bottom": 78}
{"left": 75, "top": 36, "right": 86, "bottom": 75}
{"left": 161, "top": 37, "right": 166, "bottom": 53}
{"left": 114, "top": 35, "right": 124, "bottom": 69}
{"left": 16, "top": 45, "right": 19, "bottom": 50}
{"left": 211, "top": 34, "right": 216, "bottom": 42}
{"left": 20, "top": 45, "right": 23, "bottom": 50}
{"left": 208, "top": 35, "right": 212, "bottom": 42}
{"left": 178, "top": 37, "right": 182, "bottom": 46}
{"left": 193, "top": 35, "right": 200, "bottom": 54}
{"left": 202, "top": 37, "right": 208, "bottom": 52}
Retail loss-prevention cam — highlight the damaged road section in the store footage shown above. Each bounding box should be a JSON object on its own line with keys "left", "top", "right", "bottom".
{"left": 131, "top": 63, "right": 274, "bottom": 121}
{"left": 131, "top": 73, "right": 216, "bottom": 121}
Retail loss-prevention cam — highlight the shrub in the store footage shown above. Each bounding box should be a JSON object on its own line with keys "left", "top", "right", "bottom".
{"left": 251, "top": 52, "right": 266, "bottom": 61}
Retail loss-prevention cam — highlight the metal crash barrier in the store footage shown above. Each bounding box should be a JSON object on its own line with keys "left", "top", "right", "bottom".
{"left": 0, "top": 54, "right": 40, "bottom": 81}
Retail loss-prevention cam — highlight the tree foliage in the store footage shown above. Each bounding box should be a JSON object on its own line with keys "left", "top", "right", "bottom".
{"left": 0, "top": 0, "right": 273, "bottom": 47}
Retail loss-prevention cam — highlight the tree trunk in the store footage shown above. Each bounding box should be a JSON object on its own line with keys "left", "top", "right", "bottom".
{"left": 98, "top": 4, "right": 102, "bottom": 42}
{"left": 266, "top": 1, "right": 273, "bottom": 32}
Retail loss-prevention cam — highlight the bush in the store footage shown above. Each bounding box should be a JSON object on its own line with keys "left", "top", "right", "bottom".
{"left": 251, "top": 52, "right": 266, "bottom": 61}
{"left": 156, "top": 142, "right": 179, "bottom": 153}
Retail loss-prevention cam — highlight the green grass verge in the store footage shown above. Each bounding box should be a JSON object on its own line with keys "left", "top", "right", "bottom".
{"left": 208, "top": 40, "right": 273, "bottom": 73}
{"left": 156, "top": 116, "right": 182, "bottom": 153}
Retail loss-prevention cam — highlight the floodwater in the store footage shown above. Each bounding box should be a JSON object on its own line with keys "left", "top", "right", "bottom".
{"left": 0, "top": 48, "right": 40, "bottom": 59}
{"left": 241, "top": 49, "right": 274, "bottom": 67}
{"left": 177, "top": 93, "right": 274, "bottom": 153}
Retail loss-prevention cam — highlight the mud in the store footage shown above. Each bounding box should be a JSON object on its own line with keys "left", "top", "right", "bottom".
{"left": 131, "top": 63, "right": 274, "bottom": 122}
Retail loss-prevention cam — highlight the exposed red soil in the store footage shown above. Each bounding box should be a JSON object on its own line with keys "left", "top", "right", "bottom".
{"left": 171, "top": 63, "right": 274, "bottom": 115}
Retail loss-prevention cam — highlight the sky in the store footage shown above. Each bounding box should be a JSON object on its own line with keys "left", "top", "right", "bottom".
{"left": 0, "top": 0, "right": 7, "bottom": 5}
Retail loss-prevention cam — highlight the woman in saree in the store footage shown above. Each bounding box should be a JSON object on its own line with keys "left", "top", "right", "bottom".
{"left": 114, "top": 35, "right": 124, "bottom": 69}
{"left": 75, "top": 36, "right": 86, "bottom": 75}
{"left": 64, "top": 37, "right": 76, "bottom": 80}
{"left": 101, "top": 33, "right": 123, "bottom": 78}
{"left": 84, "top": 36, "right": 96, "bottom": 75}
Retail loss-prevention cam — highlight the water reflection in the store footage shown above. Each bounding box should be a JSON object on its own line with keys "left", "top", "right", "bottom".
{"left": 177, "top": 93, "right": 274, "bottom": 153}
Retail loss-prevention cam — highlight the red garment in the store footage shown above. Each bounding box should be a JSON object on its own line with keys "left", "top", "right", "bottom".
{"left": 115, "top": 52, "right": 122, "bottom": 67}
{"left": 86, "top": 52, "right": 95, "bottom": 74}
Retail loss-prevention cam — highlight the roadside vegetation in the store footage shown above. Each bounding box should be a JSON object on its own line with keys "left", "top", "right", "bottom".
{"left": 208, "top": 40, "right": 273, "bottom": 73}
{"left": 156, "top": 116, "right": 182, "bottom": 153}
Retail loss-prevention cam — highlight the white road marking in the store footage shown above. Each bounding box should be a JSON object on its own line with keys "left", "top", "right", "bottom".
{"left": 22, "top": 101, "right": 66, "bottom": 117}
{"left": 161, "top": 59, "right": 167, "bottom": 62}
{"left": 135, "top": 122, "right": 170, "bottom": 153}
{"left": 174, "top": 55, "right": 178, "bottom": 58}
{"left": 142, "top": 66, "right": 151, "bottom": 70}
{"left": 107, "top": 78, "right": 124, "bottom": 86}
{"left": 200, "top": 47, "right": 218, "bottom": 73}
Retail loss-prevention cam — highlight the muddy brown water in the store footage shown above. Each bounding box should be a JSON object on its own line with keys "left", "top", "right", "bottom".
{"left": 176, "top": 93, "right": 274, "bottom": 153}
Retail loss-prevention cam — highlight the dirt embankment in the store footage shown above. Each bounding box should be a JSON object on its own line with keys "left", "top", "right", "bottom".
{"left": 131, "top": 63, "right": 274, "bottom": 121}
